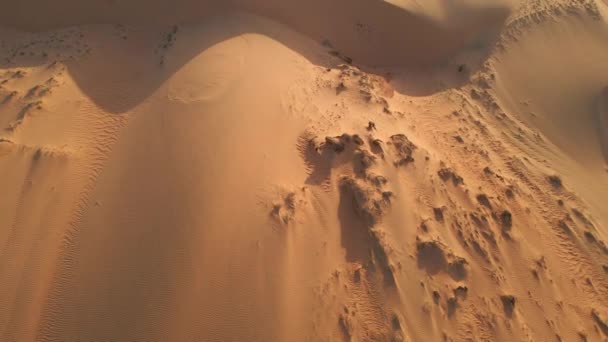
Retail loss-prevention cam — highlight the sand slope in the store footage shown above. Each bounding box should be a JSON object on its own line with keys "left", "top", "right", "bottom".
{"left": 1, "top": 1, "right": 608, "bottom": 341}
{"left": 1, "top": 0, "right": 512, "bottom": 68}
{"left": 600, "top": 87, "right": 608, "bottom": 162}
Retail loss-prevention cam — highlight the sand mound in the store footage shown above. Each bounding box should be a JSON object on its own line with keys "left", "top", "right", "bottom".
{"left": 1, "top": 1, "right": 608, "bottom": 341}
{"left": 416, "top": 238, "right": 468, "bottom": 280}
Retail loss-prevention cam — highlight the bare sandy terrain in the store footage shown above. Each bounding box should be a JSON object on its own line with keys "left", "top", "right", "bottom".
{"left": 1, "top": 0, "right": 607, "bottom": 341}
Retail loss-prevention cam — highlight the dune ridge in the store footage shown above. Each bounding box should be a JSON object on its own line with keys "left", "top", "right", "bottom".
{"left": 1, "top": 0, "right": 512, "bottom": 68}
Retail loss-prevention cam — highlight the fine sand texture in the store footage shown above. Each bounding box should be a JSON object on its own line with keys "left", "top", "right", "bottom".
{"left": 1, "top": 1, "right": 608, "bottom": 341}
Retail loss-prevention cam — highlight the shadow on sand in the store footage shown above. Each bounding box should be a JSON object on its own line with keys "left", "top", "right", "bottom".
{"left": 0, "top": 0, "right": 511, "bottom": 113}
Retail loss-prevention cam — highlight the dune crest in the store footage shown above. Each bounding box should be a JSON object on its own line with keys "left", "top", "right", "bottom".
{"left": 167, "top": 36, "right": 247, "bottom": 104}
{"left": 2, "top": 0, "right": 511, "bottom": 68}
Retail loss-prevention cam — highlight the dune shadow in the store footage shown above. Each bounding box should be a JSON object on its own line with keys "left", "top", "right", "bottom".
{"left": 0, "top": 0, "right": 512, "bottom": 112}
{"left": 598, "top": 86, "right": 608, "bottom": 163}
{"left": 416, "top": 240, "right": 447, "bottom": 275}
{"left": 1, "top": 12, "right": 350, "bottom": 114}
{"left": 337, "top": 180, "right": 373, "bottom": 263}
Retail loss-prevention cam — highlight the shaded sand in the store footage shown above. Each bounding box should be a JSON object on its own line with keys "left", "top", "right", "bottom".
{"left": 600, "top": 87, "right": 608, "bottom": 162}
{"left": 1, "top": 0, "right": 511, "bottom": 67}
{"left": 1, "top": 1, "right": 608, "bottom": 342}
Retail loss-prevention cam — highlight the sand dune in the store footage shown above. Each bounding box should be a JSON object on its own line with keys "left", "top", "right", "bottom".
{"left": 492, "top": 1, "right": 608, "bottom": 224}
{"left": 1, "top": 0, "right": 608, "bottom": 341}
{"left": 2, "top": 0, "right": 511, "bottom": 68}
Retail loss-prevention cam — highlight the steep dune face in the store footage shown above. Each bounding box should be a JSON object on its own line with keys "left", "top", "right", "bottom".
{"left": 494, "top": 11, "right": 608, "bottom": 168}
{"left": 1, "top": 1, "right": 608, "bottom": 342}
{"left": 491, "top": 1, "right": 608, "bottom": 223}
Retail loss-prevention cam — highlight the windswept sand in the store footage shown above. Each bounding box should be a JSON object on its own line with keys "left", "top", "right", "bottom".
{"left": 1, "top": 1, "right": 608, "bottom": 341}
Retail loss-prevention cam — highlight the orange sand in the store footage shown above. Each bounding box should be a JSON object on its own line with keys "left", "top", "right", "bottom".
{"left": 1, "top": 1, "right": 607, "bottom": 341}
